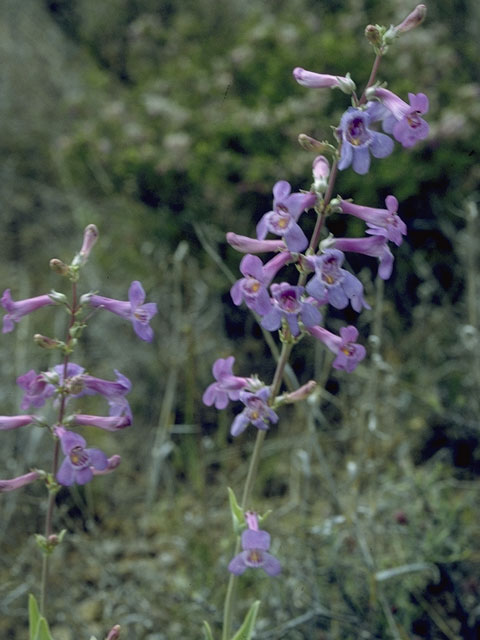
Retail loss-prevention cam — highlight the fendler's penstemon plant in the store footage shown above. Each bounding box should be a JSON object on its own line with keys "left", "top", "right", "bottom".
{"left": 203, "top": 6, "right": 428, "bottom": 640}
{"left": 0, "top": 225, "right": 157, "bottom": 640}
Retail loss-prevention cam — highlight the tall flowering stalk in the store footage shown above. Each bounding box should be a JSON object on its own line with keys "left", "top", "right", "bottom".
{"left": 0, "top": 224, "right": 157, "bottom": 638}
{"left": 202, "top": 6, "right": 429, "bottom": 639}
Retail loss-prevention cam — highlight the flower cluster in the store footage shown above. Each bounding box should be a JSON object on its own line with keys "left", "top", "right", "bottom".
{"left": 0, "top": 224, "right": 157, "bottom": 492}
{"left": 202, "top": 5, "right": 429, "bottom": 591}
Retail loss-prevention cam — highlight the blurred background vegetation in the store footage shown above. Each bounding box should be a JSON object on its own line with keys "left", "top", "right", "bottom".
{"left": 0, "top": 0, "right": 479, "bottom": 638}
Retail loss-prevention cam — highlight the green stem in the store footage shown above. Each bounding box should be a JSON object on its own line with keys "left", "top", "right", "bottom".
{"left": 39, "top": 281, "right": 78, "bottom": 616}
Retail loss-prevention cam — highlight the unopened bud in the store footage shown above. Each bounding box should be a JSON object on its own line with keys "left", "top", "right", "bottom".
{"left": 49, "top": 259, "right": 70, "bottom": 276}
{"left": 394, "top": 4, "right": 427, "bottom": 34}
{"left": 105, "top": 624, "right": 121, "bottom": 640}
{"left": 33, "top": 334, "right": 62, "bottom": 350}
{"left": 48, "top": 290, "right": 68, "bottom": 305}
{"left": 283, "top": 381, "right": 317, "bottom": 404}
{"left": 365, "top": 24, "right": 383, "bottom": 47}
{"left": 312, "top": 155, "right": 330, "bottom": 192}
{"left": 298, "top": 134, "right": 335, "bottom": 154}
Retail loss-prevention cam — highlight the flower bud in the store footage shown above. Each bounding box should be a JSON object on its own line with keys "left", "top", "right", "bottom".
{"left": 394, "top": 4, "right": 427, "bottom": 34}
{"left": 33, "top": 334, "right": 62, "bottom": 350}
{"left": 365, "top": 24, "right": 382, "bottom": 48}
{"left": 298, "top": 134, "right": 334, "bottom": 153}
{"left": 280, "top": 380, "right": 317, "bottom": 404}
{"left": 72, "top": 224, "right": 99, "bottom": 267}
{"left": 105, "top": 624, "right": 121, "bottom": 640}
{"left": 48, "top": 290, "right": 68, "bottom": 305}
{"left": 49, "top": 259, "right": 70, "bottom": 276}
{"left": 312, "top": 155, "right": 330, "bottom": 192}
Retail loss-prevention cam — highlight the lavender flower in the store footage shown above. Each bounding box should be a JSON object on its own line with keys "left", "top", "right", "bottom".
{"left": 73, "top": 223, "right": 99, "bottom": 267}
{"left": 231, "top": 253, "right": 291, "bottom": 315}
{"left": 231, "top": 388, "right": 278, "bottom": 437}
{"left": 81, "top": 370, "right": 132, "bottom": 419}
{"left": 256, "top": 181, "right": 316, "bottom": 253}
{"left": 261, "top": 283, "right": 322, "bottom": 337}
{"left": 0, "top": 470, "right": 40, "bottom": 493}
{"left": 312, "top": 155, "right": 330, "bottom": 192}
{"left": 394, "top": 4, "right": 427, "bottom": 34}
{"left": 337, "top": 106, "right": 394, "bottom": 174}
{"left": 203, "top": 357, "right": 250, "bottom": 410}
{"left": 228, "top": 511, "right": 281, "bottom": 576}
{"left": 340, "top": 195, "right": 406, "bottom": 246}
{"left": 87, "top": 281, "right": 158, "bottom": 342}
{"left": 331, "top": 235, "right": 394, "bottom": 280}
{"left": 373, "top": 88, "right": 429, "bottom": 148}
{"left": 308, "top": 325, "right": 366, "bottom": 372}
{"left": 17, "top": 370, "right": 55, "bottom": 410}
{"left": 56, "top": 427, "right": 108, "bottom": 486}
{"left": 226, "top": 232, "right": 286, "bottom": 254}
{"left": 0, "top": 415, "right": 35, "bottom": 431}
{"left": 92, "top": 454, "right": 122, "bottom": 476}
{"left": 72, "top": 414, "right": 132, "bottom": 431}
{"left": 305, "top": 250, "right": 370, "bottom": 312}
{"left": 293, "top": 67, "right": 356, "bottom": 94}
{"left": 1, "top": 289, "right": 55, "bottom": 334}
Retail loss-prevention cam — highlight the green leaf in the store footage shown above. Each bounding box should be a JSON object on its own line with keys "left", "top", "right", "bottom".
{"left": 33, "top": 617, "right": 54, "bottom": 640}
{"left": 203, "top": 620, "right": 215, "bottom": 640}
{"left": 29, "top": 594, "right": 40, "bottom": 640}
{"left": 230, "top": 600, "right": 261, "bottom": 640}
{"left": 227, "top": 487, "right": 245, "bottom": 534}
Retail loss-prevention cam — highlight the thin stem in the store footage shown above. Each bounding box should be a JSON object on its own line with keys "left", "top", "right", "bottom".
{"left": 39, "top": 281, "right": 78, "bottom": 616}
{"left": 359, "top": 53, "right": 383, "bottom": 105}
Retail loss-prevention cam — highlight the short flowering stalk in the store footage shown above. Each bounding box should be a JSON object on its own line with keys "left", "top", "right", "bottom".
{"left": 55, "top": 427, "right": 108, "bottom": 486}
{"left": 72, "top": 414, "right": 132, "bottom": 431}
{"left": 203, "top": 357, "right": 251, "bottom": 410}
{"left": 256, "top": 181, "right": 316, "bottom": 253}
{"left": 372, "top": 88, "right": 429, "bottom": 148}
{"left": 308, "top": 325, "right": 366, "bottom": 372}
{"left": 340, "top": 196, "right": 406, "bottom": 246}
{"left": 1, "top": 290, "right": 55, "bottom": 333}
{"left": 0, "top": 415, "right": 35, "bottom": 431}
{"left": 337, "top": 106, "right": 394, "bottom": 174}
{"left": 228, "top": 512, "right": 281, "bottom": 576}
{"left": 87, "top": 281, "right": 158, "bottom": 342}
{"left": 293, "top": 67, "right": 356, "bottom": 94}
{"left": 0, "top": 470, "right": 40, "bottom": 492}
{"left": 332, "top": 235, "right": 394, "bottom": 280}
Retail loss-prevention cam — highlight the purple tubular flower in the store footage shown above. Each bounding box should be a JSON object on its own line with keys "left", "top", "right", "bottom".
{"left": 228, "top": 511, "right": 281, "bottom": 576}
{"left": 1, "top": 289, "right": 55, "bottom": 334}
{"left": 340, "top": 196, "right": 406, "bottom": 246}
{"left": 82, "top": 370, "right": 132, "bottom": 419}
{"left": 374, "top": 88, "right": 429, "bottom": 148}
{"left": 231, "top": 388, "right": 278, "bottom": 437}
{"left": 305, "top": 250, "right": 370, "bottom": 312}
{"left": 88, "top": 281, "right": 157, "bottom": 342}
{"left": 231, "top": 252, "right": 291, "bottom": 315}
{"left": 332, "top": 235, "right": 394, "bottom": 280}
{"left": 337, "top": 107, "right": 394, "bottom": 175}
{"left": 261, "top": 282, "right": 322, "bottom": 337}
{"left": 203, "top": 357, "right": 250, "bottom": 410}
{"left": 226, "top": 232, "right": 286, "bottom": 254}
{"left": 0, "top": 470, "right": 40, "bottom": 493}
{"left": 394, "top": 4, "right": 427, "bottom": 34}
{"left": 17, "top": 370, "right": 55, "bottom": 410}
{"left": 308, "top": 325, "right": 366, "bottom": 372}
{"left": 72, "top": 414, "right": 132, "bottom": 431}
{"left": 92, "top": 454, "right": 121, "bottom": 476}
{"left": 0, "top": 415, "right": 35, "bottom": 431}
{"left": 256, "top": 181, "right": 316, "bottom": 253}
{"left": 56, "top": 427, "right": 108, "bottom": 486}
{"left": 293, "top": 67, "right": 356, "bottom": 94}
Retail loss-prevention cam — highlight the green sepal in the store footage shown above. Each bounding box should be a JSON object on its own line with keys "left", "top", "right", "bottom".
{"left": 227, "top": 487, "right": 245, "bottom": 535}
{"left": 29, "top": 594, "right": 54, "bottom": 640}
{"left": 202, "top": 620, "right": 215, "bottom": 640}
{"left": 34, "top": 528, "right": 67, "bottom": 556}
{"left": 258, "top": 510, "right": 272, "bottom": 526}
{"left": 230, "top": 600, "right": 261, "bottom": 640}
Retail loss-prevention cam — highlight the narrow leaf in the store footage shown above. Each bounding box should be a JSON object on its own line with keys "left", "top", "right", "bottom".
{"left": 28, "top": 594, "right": 40, "bottom": 640}
{"left": 227, "top": 487, "right": 245, "bottom": 534}
{"left": 230, "top": 600, "right": 261, "bottom": 640}
{"left": 33, "top": 617, "right": 54, "bottom": 640}
{"left": 203, "top": 620, "right": 215, "bottom": 640}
